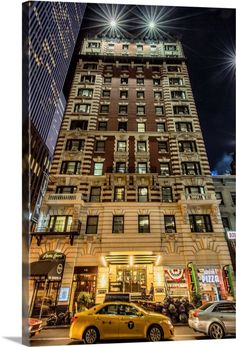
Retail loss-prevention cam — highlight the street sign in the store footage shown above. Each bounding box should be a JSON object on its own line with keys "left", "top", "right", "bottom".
{"left": 227, "top": 231, "right": 236, "bottom": 240}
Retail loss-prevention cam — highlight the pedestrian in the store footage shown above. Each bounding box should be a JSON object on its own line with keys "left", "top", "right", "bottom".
{"left": 149, "top": 283, "right": 155, "bottom": 300}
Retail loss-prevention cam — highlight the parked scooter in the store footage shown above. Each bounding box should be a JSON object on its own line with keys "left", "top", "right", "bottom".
{"left": 46, "top": 310, "right": 72, "bottom": 326}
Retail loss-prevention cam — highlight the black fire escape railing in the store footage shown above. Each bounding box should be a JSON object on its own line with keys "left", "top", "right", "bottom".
{"left": 30, "top": 222, "right": 81, "bottom": 246}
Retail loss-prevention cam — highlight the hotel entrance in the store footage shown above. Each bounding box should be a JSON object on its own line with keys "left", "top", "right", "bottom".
{"left": 110, "top": 265, "right": 147, "bottom": 293}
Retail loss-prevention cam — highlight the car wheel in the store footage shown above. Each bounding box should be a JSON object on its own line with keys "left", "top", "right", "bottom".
{"left": 147, "top": 325, "right": 163, "bottom": 342}
{"left": 83, "top": 327, "right": 99, "bottom": 344}
{"left": 209, "top": 323, "right": 224, "bottom": 339}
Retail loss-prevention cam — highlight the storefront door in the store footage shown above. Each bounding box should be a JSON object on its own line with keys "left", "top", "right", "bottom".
{"left": 112, "top": 266, "right": 146, "bottom": 293}
{"left": 71, "top": 266, "right": 98, "bottom": 313}
{"left": 31, "top": 280, "right": 60, "bottom": 317}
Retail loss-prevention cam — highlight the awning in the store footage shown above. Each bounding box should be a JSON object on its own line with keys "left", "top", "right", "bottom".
{"left": 30, "top": 260, "right": 64, "bottom": 280}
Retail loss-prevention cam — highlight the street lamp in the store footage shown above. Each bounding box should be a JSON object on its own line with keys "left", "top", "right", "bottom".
{"left": 109, "top": 18, "right": 117, "bottom": 28}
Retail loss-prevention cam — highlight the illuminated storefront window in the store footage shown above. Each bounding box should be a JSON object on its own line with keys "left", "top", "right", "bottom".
{"left": 164, "top": 268, "right": 188, "bottom": 297}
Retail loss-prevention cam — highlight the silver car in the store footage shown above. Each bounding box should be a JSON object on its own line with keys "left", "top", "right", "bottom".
{"left": 188, "top": 301, "right": 236, "bottom": 339}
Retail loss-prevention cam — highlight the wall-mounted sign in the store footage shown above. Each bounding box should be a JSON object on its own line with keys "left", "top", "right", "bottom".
{"left": 198, "top": 268, "right": 220, "bottom": 284}
{"left": 58, "top": 287, "right": 70, "bottom": 302}
{"left": 40, "top": 251, "right": 66, "bottom": 261}
{"left": 227, "top": 231, "right": 236, "bottom": 240}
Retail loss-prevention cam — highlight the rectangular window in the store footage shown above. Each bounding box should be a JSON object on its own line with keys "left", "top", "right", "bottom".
{"left": 137, "top": 123, "right": 145, "bottom": 132}
{"left": 121, "top": 65, "right": 129, "bottom": 71}
{"left": 137, "top": 162, "right": 147, "bottom": 173}
{"left": 155, "top": 106, "right": 164, "bottom": 115}
{"left": 49, "top": 215, "right": 72, "bottom": 233}
{"left": 78, "top": 89, "right": 93, "bottom": 97}
{"left": 162, "top": 187, "right": 173, "bottom": 202}
{"left": 100, "top": 105, "right": 109, "bottom": 113}
{"left": 116, "top": 162, "right": 126, "bottom": 173}
{"left": 150, "top": 46, "right": 157, "bottom": 52}
{"left": 153, "top": 79, "right": 160, "bottom": 85}
{"left": 137, "top": 78, "right": 144, "bottom": 85}
{"left": 173, "top": 105, "right": 189, "bottom": 115}
{"left": 182, "top": 162, "right": 201, "bottom": 175}
{"left": 90, "top": 187, "right": 101, "bottom": 202}
{"left": 178, "top": 141, "right": 197, "bottom": 153}
{"left": 60, "top": 161, "right": 81, "bottom": 175}
{"left": 138, "top": 215, "right": 150, "bottom": 233}
{"left": 87, "top": 42, "right": 100, "bottom": 49}
{"left": 137, "top": 91, "right": 145, "bottom": 99}
{"left": 137, "top": 45, "right": 143, "bottom": 51}
{"left": 231, "top": 192, "right": 236, "bottom": 205}
{"left": 81, "top": 75, "right": 96, "bottom": 83}
{"left": 86, "top": 216, "right": 98, "bottom": 234}
{"left": 113, "top": 216, "right": 124, "bottom": 233}
{"left": 104, "top": 77, "right": 112, "bottom": 84}
{"left": 118, "top": 122, "right": 127, "bottom": 131}
{"left": 102, "top": 90, "right": 111, "bottom": 98}
{"left": 176, "top": 122, "right": 193, "bottom": 132}
{"left": 185, "top": 186, "right": 205, "bottom": 198}
{"left": 114, "top": 187, "right": 125, "bottom": 202}
{"left": 167, "top": 65, "right": 180, "bottom": 72}
{"left": 98, "top": 121, "right": 107, "bottom": 131}
{"left": 122, "top": 44, "right": 129, "bottom": 50}
{"left": 66, "top": 139, "right": 85, "bottom": 151}
{"left": 117, "top": 141, "right": 127, "bottom": 152}
{"left": 158, "top": 142, "right": 168, "bottom": 153}
{"left": 189, "top": 215, "right": 213, "bottom": 233}
{"left": 74, "top": 104, "right": 91, "bottom": 113}
{"left": 119, "top": 105, "right": 128, "bottom": 114}
{"left": 56, "top": 186, "right": 77, "bottom": 194}
{"left": 169, "top": 77, "right": 183, "bottom": 86}
{"left": 95, "top": 140, "right": 105, "bottom": 152}
{"left": 160, "top": 163, "right": 170, "bottom": 176}
{"left": 138, "top": 187, "right": 148, "bottom": 202}
{"left": 121, "top": 78, "right": 128, "bottom": 85}
{"left": 165, "top": 46, "right": 177, "bottom": 52}
{"left": 171, "top": 91, "right": 186, "bottom": 100}
{"left": 137, "top": 106, "right": 145, "bottom": 115}
{"left": 154, "top": 91, "right": 162, "bottom": 99}
{"left": 120, "top": 91, "right": 128, "bottom": 99}
{"left": 70, "top": 120, "right": 88, "bottom": 130}
{"left": 157, "top": 123, "right": 166, "bottom": 132}
{"left": 164, "top": 215, "right": 176, "bottom": 233}
{"left": 83, "top": 63, "right": 97, "bottom": 70}
{"left": 137, "top": 141, "right": 146, "bottom": 152}
{"left": 93, "top": 163, "right": 103, "bottom": 176}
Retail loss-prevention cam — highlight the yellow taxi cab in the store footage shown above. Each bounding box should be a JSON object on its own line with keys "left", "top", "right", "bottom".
{"left": 69, "top": 301, "right": 174, "bottom": 344}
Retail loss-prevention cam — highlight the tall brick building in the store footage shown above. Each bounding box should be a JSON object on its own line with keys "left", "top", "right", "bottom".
{"left": 29, "top": 36, "right": 234, "bottom": 316}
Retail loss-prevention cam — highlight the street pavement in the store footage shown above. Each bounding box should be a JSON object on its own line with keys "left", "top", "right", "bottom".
{"left": 30, "top": 326, "right": 215, "bottom": 346}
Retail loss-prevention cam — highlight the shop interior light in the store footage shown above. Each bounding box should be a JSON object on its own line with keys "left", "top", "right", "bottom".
{"left": 129, "top": 255, "right": 134, "bottom": 267}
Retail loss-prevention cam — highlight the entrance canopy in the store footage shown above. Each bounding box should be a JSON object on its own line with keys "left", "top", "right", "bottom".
{"left": 30, "top": 260, "right": 64, "bottom": 280}
{"left": 105, "top": 254, "right": 160, "bottom": 265}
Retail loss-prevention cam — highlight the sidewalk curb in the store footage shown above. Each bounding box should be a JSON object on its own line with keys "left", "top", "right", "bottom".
{"left": 43, "top": 325, "right": 70, "bottom": 329}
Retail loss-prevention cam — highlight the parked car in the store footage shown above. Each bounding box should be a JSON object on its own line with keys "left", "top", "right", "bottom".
{"left": 188, "top": 300, "right": 236, "bottom": 339}
{"left": 70, "top": 301, "right": 174, "bottom": 344}
{"left": 28, "top": 318, "right": 43, "bottom": 337}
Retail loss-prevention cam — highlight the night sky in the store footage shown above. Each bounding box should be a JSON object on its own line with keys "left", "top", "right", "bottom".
{"left": 80, "top": 4, "right": 235, "bottom": 173}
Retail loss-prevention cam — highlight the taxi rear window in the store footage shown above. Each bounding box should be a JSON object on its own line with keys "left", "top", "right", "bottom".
{"left": 96, "top": 304, "right": 118, "bottom": 315}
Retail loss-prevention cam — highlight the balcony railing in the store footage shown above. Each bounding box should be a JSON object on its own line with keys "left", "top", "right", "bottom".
{"left": 31, "top": 223, "right": 81, "bottom": 246}
{"left": 106, "top": 167, "right": 158, "bottom": 174}
{"left": 45, "top": 193, "right": 84, "bottom": 205}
